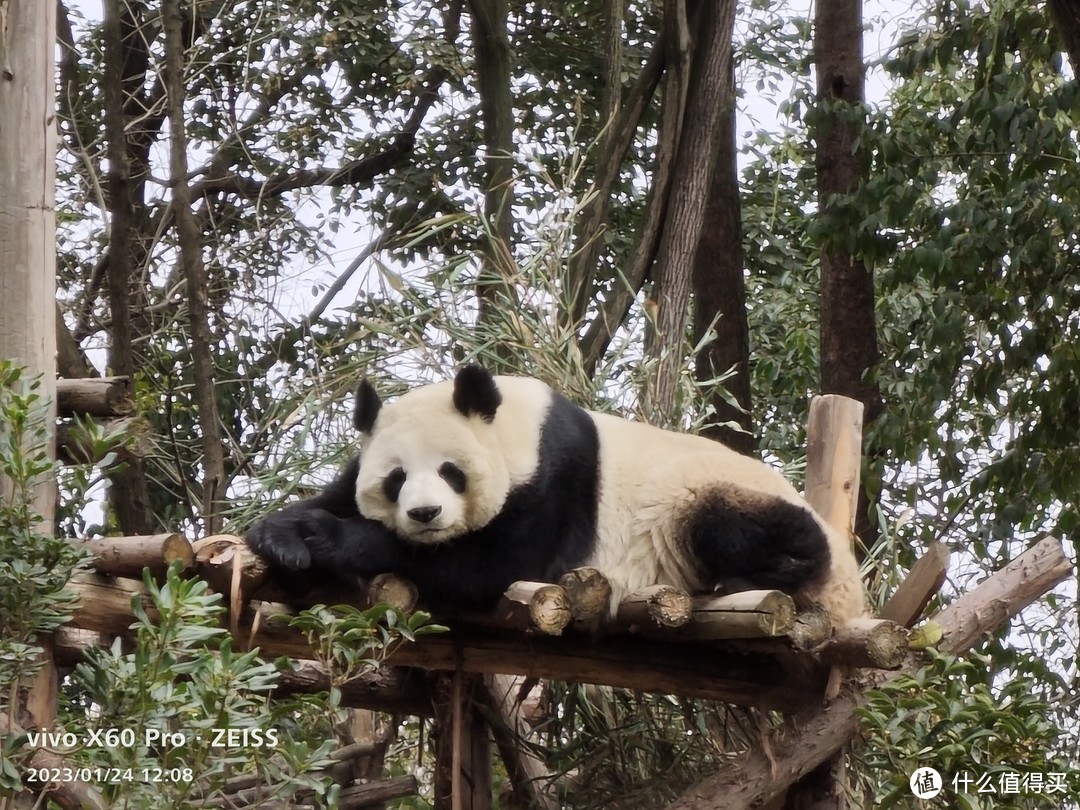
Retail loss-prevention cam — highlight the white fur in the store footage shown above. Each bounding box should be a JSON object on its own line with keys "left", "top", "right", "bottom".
{"left": 355, "top": 377, "right": 550, "bottom": 543}
{"left": 584, "top": 412, "right": 865, "bottom": 620}
{"left": 356, "top": 375, "right": 866, "bottom": 621}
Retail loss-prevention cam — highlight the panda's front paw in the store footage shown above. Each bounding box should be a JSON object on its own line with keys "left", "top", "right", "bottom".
{"left": 245, "top": 507, "right": 341, "bottom": 571}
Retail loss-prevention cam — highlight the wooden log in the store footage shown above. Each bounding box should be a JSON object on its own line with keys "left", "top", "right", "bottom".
{"left": 623, "top": 590, "right": 796, "bottom": 640}
{"left": 880, "top": 541, "right": 950, "bottom": 627}
{"left": 68, "top": 572, "right": 159, "bottom": 635}
{"left": 81, "top": 533, "right": 194, "bottom": 578}
{"left": 56, "top": 376, "right": 134, "bottom": 417}
{"left": 666, "top": 535, "right": 1073, "bottom": 810}
{"left": 434, "top": 672, "right": 491, "bottom": 810}
{"left": 793, "top": 393, "right": 865, "bottom": 806}
{"left": 557, "top": 566, "right": 612, "bottom": 630}
{"left": 482, "top": 674, "right": 559, "bottom": 810}
{"left": 455, "top": 581, "right": 572, "bottom": 636}
{"left": 804, "top": 394, "right": 864, "bottom": 530}
{"left": 368, "top": 572, "right": 419, "bottom": 613}
{"left": 56, "top": 416, "right": 153, "bottom": 465}
{"left": 616, "top": 585, "right": 693, "bottom": 629}
{"left": 193, "top": 534, "right": 270, "bottom": 595}
{"left": 818, "top": 618, "right": 909, "bottom": 670}
{"left": 934, "top": 535, "right": 1072, "bottom": 655}
{"left": 679, "top": 590, "right": 795, "bottom": 640}
{"left": 788, "top": 607, "right": 833, "bottom": 650}
{"left": 337, "top": 776, "right": 419, "bottom": 807}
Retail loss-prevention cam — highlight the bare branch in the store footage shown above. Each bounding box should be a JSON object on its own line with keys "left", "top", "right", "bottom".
{"left": 163, "top": 0, "right": 227, "bottom": 534}
{"left": 567, "top": 34, "right": 665, "bottom": 327}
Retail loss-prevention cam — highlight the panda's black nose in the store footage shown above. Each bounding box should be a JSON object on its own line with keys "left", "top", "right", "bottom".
{"left": 407, "top": 506, "right": 442, "bottom": 524}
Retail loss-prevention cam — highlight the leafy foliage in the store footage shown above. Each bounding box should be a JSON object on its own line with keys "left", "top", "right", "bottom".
{"left": 855, "top": 651, "right": 1078, "bottom": 808}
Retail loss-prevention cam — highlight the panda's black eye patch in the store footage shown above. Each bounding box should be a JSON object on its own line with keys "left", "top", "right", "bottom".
{"left": 438, "top": 462, "right": 467, "bottom": 494}
{"left": 383, "top": 467, "right": 406, "bottom": 502}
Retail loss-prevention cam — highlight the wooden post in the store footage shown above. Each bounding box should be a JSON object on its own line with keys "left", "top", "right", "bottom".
{"left": 786, "top": 394, "right": 864, "bottom": 810}
{"left": 0, "top": 0, "right": 59, "bottom": 737}
{"left": 434, "top": 672, "right": 492, "bottom": 810}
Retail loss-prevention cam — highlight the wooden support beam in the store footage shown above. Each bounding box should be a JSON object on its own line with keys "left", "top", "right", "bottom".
{"left": 482, "top": 674, "right": 559, "bottom": 810}
{"left": 434, "top": 672, "right": 492, "bottom": 810}
{"left": 879, "top": 542, "right": 950, "bottom": 627}
{"left": 791, "top": 393, "right": 864, "bottom": 810}
{"left": 803, "top": 395, "right": 864, "bottom": 533}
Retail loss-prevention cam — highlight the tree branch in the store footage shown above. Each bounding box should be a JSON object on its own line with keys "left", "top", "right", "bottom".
{"left": 665, "top": 536, "right": 1073, "bottom": 810}
{"left": 163, "top": 0, "right": 228, "bottom": 535}
{"left": 189, "top": 66, "right": 447, "bottom": 202}
{"left": 567, "top": 34, "right": 665, "bottom": 328}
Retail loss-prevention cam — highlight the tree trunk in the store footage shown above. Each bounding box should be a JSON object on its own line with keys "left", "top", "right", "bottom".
{"left": 470, "top": 0, "right": 516, "bottom": 322}
{"left": 814, "top": 0, "right": 881, "bottom": 552}
{"left": 691, "top": 56, "right": 754, "bottom": 455}
{"left": 0, "top": 0, "right": 59, "bottom": 736}
{"left": 797, "top": 0, "right": 876, "bottom": 805}
{"left": 646, "top": 0, "right": 737, "bottom": 419}
{"left": 163, "top": 0, "right": 227, "bottom": 535}
{"left": 102, "top": 0, "right": 155, "bottom": 534}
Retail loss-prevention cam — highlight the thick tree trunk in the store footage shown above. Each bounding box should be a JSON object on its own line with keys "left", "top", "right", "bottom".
{"left": 647, "top": 0, "right": 737, "bottom": 418}
{"left": 470, "top": 0, "right": 516, "bottom": 322}
{"left": 813, "top": 0, "right": 881, "bottom": 552}
{"left": 800, "top": 0, "right": 876, "bottom": 805}
{"left": 691, "top": 57, "right": 754, "bottom": 455}
{"left": 102, "top": 0, "right": 155, "bottom": 534}
{"left": 0, "top": 0, "right": 59, "bottom": 741}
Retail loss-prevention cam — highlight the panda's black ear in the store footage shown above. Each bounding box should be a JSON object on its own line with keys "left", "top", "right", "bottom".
{"left": 354, "top": 380, "right": 382, "bottom": 433}
{"left": 453, "top": 365, "right": 502, "bottom": 422}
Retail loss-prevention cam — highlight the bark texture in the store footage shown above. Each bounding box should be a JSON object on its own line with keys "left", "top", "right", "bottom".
{"left": 691, "top": 56, "right": 754, "bottom": 454}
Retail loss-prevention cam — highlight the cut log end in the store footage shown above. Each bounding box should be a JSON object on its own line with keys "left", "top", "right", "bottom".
{"left": 618, "top": 585, "right": 694, "bottom": 629}
{"left": 368, "top": 573, "right": 419, "bottom": 613}
{"left": 558, "top": 567, "right": 612, "bottom": 627}
{"left": 819, "top": 618, "right": 910, "bottom": 670}
{"left": 508, "top": 582, "right": 572, "bottom": 636}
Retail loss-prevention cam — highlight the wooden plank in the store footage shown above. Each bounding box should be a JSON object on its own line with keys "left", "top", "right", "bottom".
{"left": 879, "top": 541, "right": 950, "bottom": 627}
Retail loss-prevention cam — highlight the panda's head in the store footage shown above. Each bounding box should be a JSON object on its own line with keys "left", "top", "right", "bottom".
{"left": 352, "top": 366, "right": 521, "bottom": 544}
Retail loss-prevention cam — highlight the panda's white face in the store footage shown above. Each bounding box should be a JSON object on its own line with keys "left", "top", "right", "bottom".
{"left": 355, "top": 392, "right": 512, "bottom": 544}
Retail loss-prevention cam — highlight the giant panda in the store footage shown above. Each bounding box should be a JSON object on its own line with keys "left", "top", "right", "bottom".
{"left": 246, "top": 365, "right": 866, "bottom": 622}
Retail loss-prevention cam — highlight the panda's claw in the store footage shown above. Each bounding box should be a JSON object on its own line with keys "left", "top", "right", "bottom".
{"left": 246, "top": 507, "right": 341, "bottom": 571}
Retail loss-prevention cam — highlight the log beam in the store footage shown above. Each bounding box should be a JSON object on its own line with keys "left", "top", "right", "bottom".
{"left": 56, "top": 376, "right": 134, "bottom": 417}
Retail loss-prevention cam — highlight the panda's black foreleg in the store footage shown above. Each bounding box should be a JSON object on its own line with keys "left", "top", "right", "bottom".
{"left": 246, "top": 456, "right": 401, "bottom": 576}
{"left": 687, "top": 498, "right": 832, "bottom": 594}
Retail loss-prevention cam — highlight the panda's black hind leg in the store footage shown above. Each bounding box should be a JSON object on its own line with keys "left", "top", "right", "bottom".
{"left": 685, "top": 496, "right": 831, "bottom": 594}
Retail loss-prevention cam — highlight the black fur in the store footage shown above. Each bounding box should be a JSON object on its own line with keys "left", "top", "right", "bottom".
{"left": 354, "top": 380, "right": 382, "bottom": 433}
{"left": 684, "top": 495, "right": 831, "bottom": 595}
{"left": 452, "top": 365, "right": 502, "bottom": 422}
{"left": 246, "top": 388, "right": 600, "bottom": 611}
